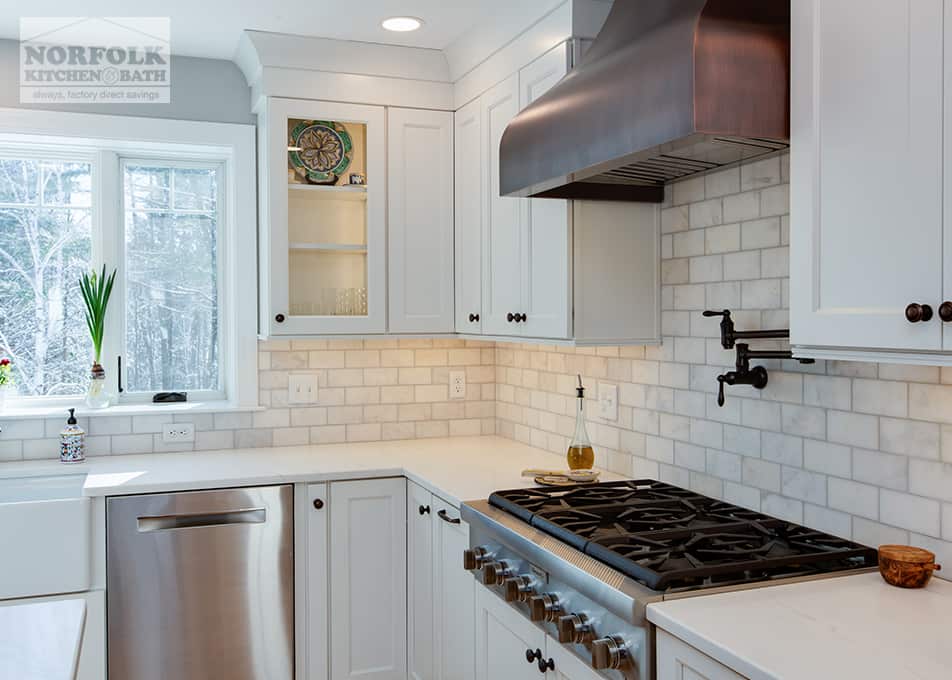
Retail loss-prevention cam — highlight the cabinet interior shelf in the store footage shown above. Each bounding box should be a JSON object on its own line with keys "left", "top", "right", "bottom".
{"left": 288, "top": 242, "right": 368, "bottom": 253}
{"left": 288, "top": 183, "right": 367, "bottom": 201}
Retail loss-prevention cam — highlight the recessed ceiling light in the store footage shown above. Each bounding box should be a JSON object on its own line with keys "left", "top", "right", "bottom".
{"left": 382, "top": 16, "right": 424, "bottom": 32}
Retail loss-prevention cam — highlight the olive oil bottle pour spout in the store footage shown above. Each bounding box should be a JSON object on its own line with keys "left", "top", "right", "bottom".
{"left": 566, "top": 374, "right": 595, "bottom": 470}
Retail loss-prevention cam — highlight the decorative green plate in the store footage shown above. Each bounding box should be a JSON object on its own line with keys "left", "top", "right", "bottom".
{"left": 289, "top": 120, "right": 353, "bottom": 184}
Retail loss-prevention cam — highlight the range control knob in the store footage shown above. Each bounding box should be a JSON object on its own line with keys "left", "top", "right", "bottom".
{"left": 557, "top": 613, "right": 593, "bottom": 644}
{"left": 482, "top": 560, "right": 515, "bottom": 586}
{"left": 591, "top": 635, "right": 629, "bottom": 671}
{"left": 463, "top": 546, "right": 492, "bottom": 571}
{"left": 503, "top": 575, "right": 535, "bottom": 603}
{"left": 529, "top": 593, "right": 563, "bottom": 623}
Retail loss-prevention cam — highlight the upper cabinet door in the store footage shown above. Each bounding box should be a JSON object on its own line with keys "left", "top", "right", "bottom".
{"left": 481, "top": 74, "right": 524, "bottom": 336}
{"left": 262, "top": 97, "right": 387, "bottom": 336}
{"left": 518, "top": 45, "right": 572, "bottom": 340}
{"left": 790, "top": 0, "right": 944, "bottom": 352}
{"left": 388, "top": 108, "right": 455, "bottom": 334}
{"left": 455, "top": 98, "right": 484, "bottom": 334}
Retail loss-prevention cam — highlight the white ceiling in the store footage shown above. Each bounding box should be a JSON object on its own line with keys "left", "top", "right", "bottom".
{"left": 0, "top": 1, "right": 552, "bottom": 61}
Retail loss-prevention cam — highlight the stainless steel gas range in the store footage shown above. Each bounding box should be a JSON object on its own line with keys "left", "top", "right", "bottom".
{"left": 461, "top": 480, "right": 878, "bottom": 680}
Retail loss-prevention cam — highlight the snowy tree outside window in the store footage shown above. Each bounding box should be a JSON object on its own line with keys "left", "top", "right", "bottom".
{"left": 0, "top": 157, "right": 92, "bottom": 397}
{"left": 123, "top": 163, "right": 221, "bottom": 393}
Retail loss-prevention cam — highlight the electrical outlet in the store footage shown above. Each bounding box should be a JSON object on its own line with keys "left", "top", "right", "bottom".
{"left": 598, "top": 383, "right": 618, "bottom": 421}
{"left": 449, "top": 370, "right": 466, "bottom": 400}
{"left": 288, "top": 374, "right": 319, "bottom": 404}
{"left": 162, "top": 423, "right": 195, "bottom": 443}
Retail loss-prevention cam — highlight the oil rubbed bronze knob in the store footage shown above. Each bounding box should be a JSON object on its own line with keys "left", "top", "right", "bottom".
{"left": 507, "top": 312, "right": 516, "bottom": 323}
{"left": 525, "top": 648, "right": 542, "bottom": 664}
{"left": 469, "top": 313, "right": 480, "bottom": 323}
{"left": 275, "top": 313, "right": 286, "bottom": 323}
{"left": 905, "top": 303, "right": 934, "bottom": 323}
{"left": 940, "top": 302, "right": 952, "bottom": 323}
{"left": 312, "top": 498, "right": 324, "bottom": 510}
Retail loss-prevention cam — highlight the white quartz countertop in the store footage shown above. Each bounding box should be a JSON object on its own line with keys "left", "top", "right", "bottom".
{"left": 0, "top": 436, "right": 609, "bottom": 504}
{"left": 0, "top": 598, "right": 86, "bottom": 680}
{"left": 647, "top": 571, "right": 952, "bottom": 680}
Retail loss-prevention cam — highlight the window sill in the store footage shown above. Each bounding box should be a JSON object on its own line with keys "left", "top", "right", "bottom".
{"left": 0, "top": 400, "right": 264, "bottom": 421}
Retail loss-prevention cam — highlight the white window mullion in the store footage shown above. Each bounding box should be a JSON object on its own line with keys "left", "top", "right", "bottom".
{"left": 96, "top": 150, "right": 123, "bottom": 400}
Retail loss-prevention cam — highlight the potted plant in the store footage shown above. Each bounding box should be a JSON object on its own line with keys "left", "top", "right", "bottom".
{"left": 0, "top": 357, "right": 13, "bottom": 410}
{"left": 79, "top": 265, "right": 116, "bottom": 409}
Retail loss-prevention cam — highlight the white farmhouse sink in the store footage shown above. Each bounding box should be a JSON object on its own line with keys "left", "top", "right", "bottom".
{"left": 0, "top": 474, "right": 91, "bottom": 600}
{"left": 0, "top": 474, "right": 86, "bottom": 502}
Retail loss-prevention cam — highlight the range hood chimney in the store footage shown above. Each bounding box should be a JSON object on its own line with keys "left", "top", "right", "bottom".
{"left": 500, "top": 0, "right": 790, "bottom": 202}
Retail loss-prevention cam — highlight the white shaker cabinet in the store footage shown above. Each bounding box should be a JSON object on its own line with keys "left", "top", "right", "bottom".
{"left": 456, "top": 41, "right": 660, "bottom": 345}
{"left": 790, "top": 0, "right": 948, "bottom": 359}
{"left": 481, "top": 73, "right": 525, "bottom": 337}
{"left": 258, "top": 97, "right": 387, "bottom": 336}
{"left": 329, "top": 478, "right": 407, "bottom": 680}
{"left": 656, "top": 630, "right": 746, "bottom": 680}
{"left": 408, "top": 483, "right": 435, "bottom": 680}
{"left": 408, "top": 481, "right": 476, "bottom": 680}
{"left": 455, "top": 98, "right": 484, "bottom": 334}
{"left": 432, "top": 498, "right": 475, "bottom": 680}
{"left": 518, "top": 45, "right": 573, "bottom": 340}
{"left": 303, "top": 483, "right": 329, "bottom": 680}
{"left": 474, "top": 583, "right": 545, "bottom": 680}
{"left": 388, "top": 108, "right": 455, "bottom": 334}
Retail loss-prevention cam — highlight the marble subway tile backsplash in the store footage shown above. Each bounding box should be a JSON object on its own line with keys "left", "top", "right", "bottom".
{"left": 0, "top": 338, "right": 495, "bottom": 461}
{"left": 494, "top": 153, "right": 952, "bottom": 577}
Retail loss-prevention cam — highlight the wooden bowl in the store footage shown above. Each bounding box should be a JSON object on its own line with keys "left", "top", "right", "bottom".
{"left": 878, "top": 545, "right": 942, "bottom": 588}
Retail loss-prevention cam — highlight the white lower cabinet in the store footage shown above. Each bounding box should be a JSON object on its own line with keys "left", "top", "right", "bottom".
{"left": 408, "top": 481, "right": 476, "bottom": 680}
{"left": 474, "top": 583, "right": 601, "bottom": 680}
{"left": 432, "top": 497, "right": 475, "bottom": 680}
{"left": 328, "top": 478, "right": 408, "bottom": 680}
{"left": 656, "top": 630, "right": 746, "bottom": 680}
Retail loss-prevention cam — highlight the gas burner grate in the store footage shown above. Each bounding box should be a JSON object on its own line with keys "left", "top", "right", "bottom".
{"left": 489, "top": 481, "right": 878, "bottom": 591}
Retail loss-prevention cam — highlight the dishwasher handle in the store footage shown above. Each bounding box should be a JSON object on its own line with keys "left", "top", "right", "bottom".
{"left": 137, "top": 507, "right": 266, "bottom": 532}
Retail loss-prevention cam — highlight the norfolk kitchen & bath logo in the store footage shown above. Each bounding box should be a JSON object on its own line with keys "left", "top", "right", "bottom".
{"left": 20, "top": 17, "right": 170, "bottom": 104}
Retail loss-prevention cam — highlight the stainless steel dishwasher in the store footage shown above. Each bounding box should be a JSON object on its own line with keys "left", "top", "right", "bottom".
{"left": 106, "top": 485, "right": 293, "bottom": 680}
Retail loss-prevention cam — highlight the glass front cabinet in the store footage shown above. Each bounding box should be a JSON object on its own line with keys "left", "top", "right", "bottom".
{"left": 259, "top": 97, "right": 387, "bottom": 335}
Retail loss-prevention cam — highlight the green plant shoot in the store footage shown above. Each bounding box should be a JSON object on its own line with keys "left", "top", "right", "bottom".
{"left": 79, "top": 265, "right": 117, "bottom": 365}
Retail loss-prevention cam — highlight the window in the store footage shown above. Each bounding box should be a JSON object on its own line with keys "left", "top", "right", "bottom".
{"left": 122, "top": 161, "right": 222, "bottom": 395}
{"left": 0, "top": 109, "right": 257, "bottom": 411}
{"left": 0, "top": 157, "right": 93, "bottom": 397}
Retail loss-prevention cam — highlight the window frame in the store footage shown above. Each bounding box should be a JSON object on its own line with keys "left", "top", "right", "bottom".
{"left": 118, "top": 155, "right": 227, "bottom": 403}
{"left": 0, "top": 107, "right": 258, "bottom": 413}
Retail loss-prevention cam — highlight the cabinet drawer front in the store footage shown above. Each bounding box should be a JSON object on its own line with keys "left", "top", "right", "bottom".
{"left": 657, "top": 630, "right": 747, "bottom": 680}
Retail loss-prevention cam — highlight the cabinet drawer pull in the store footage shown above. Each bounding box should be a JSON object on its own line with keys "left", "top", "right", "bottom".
{"left": 905, "top": 303, "right": 933, "bottom": 323}
{"left": 940, "top": 302, "right": 952, "bottom": 322}
{"left": 437, "top": 509, "right": 461, "bottom": 524}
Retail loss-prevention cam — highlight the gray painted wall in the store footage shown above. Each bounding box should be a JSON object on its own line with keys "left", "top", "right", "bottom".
{"left": 0, "top": 38, "right": 253, "bottom": 124}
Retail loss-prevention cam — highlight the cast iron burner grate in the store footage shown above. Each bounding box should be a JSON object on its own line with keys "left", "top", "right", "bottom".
{"left": 489, "top": 480, "right": 878, "bottom": 591}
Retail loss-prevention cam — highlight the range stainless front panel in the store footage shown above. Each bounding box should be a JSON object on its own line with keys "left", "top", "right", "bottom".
{"left": 107, "top": 485, "right": 293, "bottom": 680}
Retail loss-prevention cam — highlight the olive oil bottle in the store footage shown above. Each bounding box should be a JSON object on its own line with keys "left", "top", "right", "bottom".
{"left": 567, "top": 375, "right": 595, "bottom": 470}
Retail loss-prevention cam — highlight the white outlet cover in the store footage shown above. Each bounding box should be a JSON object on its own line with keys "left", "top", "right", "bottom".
{"left": 597, "top": 383, "right": 618, "bottom": 421}
{"left": 288, "top": 374, "right": 319, "bottom": 404}
{"left": 162, "top": 423, "right": 195, "bottom": 443}
{"left": 449, "top": 370, "right": 466, "bottom": 400}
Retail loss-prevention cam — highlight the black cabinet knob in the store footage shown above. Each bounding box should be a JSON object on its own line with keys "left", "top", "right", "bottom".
{"left": 275, "top": 313, "right": 286, "bottom": 323}
{"left": 312, "top": 498, "right": 324, "bottom": 510}
{"left": 469, "top": 313, "right": 480, "bottom": 323}
{"left": 507, "top": 313, "right": 516, "bottom": 323}
{"left": 905, "top": 303, "right": 934, "bottom": 323}
{"left": 517, "top": 313, "right": 527, "bottom": 323}
{"left": 525, "top": 648, "right": 542, "bottom": 664}
{"left": 418, "top": 504, "right": 430, "bottom": 516}
{"left": 537, "top": 658, "right": 555, "bottom": 673}
{"left": 940, "top": 302, "right": 952, "bottom": 322}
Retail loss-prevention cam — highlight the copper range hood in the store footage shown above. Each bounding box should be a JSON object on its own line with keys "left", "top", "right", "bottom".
{"left": 499, "top": 0, "right": 790, "bottom": 203}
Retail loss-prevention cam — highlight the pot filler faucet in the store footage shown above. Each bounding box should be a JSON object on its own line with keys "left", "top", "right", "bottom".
{"left": 703, "top": 310, "right": 815, "bottom": 407}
